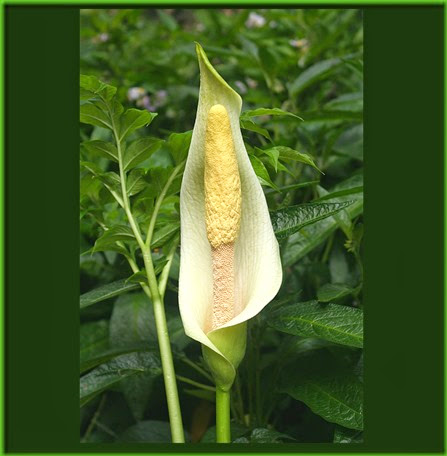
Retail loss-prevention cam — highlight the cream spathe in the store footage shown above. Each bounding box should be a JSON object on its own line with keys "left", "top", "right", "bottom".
{"left": 179, "top": 43, "right": 283, "bottom": 389}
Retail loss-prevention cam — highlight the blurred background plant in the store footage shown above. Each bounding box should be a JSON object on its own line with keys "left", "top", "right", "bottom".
{"left": 80, "top": 8, "right": 363, "bottom": 444}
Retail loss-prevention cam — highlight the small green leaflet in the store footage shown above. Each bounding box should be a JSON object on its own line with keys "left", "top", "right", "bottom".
{"left": 119, "top": 109, "right": 157, "bottom": 141}
{"left": 82, "top": 140, "right": 118, "bottom": 162}
{"left": 269, "top": 300, "right": 363, "bottom": 348}
{"left": 317, "top": 283, "right": 354, "bottom": 302}
{"left": 240, "top": 118, "right": 271, "bottom": 140}
{"left": 93, "top": 225, "right": 135, "bottom": 253}
{"left": 123, "top": 137, "right": 164, "bottom": 171}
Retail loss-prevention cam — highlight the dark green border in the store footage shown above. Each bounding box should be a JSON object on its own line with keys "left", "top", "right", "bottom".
{"left": 3, "top": 5, "right": 444, "bottom": 454}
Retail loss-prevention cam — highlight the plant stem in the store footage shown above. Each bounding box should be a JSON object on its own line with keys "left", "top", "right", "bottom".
{"left": 215, "top": 388, "right": 231, "bottom": 443}
{"left": 158, "top": 238, "right": 179, "bottom": 299}
{"left": 112, "top": 123, "right": 184, "bottom": 443}
{"left": 145, "top": 160, "right": 185, "bottom": 249}
{"left": 176, "top": 375, "right": 216, "bottom": 392}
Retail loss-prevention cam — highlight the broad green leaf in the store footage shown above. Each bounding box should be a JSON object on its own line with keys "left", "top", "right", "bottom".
{"left": 123, "top": 137, "right": 163, "bottom": 171}
{"left": 151, "top": 222, "right": 180, "bottom": 248}
{"left": 93, "top": 225, "right": 135, "bottom": 253}
{"left": 240, "top": 118, "right": 271, "bottom": 140}
{"left": 249, "top": 155, "right": 278, "bottom": 190}
{"left": 80, "top": 320, "right": 109, "bottom": 366}
{"left": 109, "top": 293, "right": 157, "bottom": 348}
{"left": 116, "top": 420, "right": 172, "bottom": 443}
{"left": 325, "top": 92, "right": 363, "bottom": 113}
{"left": 80, "top": 279, "right": 139, "bottom": 309}
{"left": 282, "top": 368, "right": 363, "bottom": 430}
{"left": 80, "top": 345, "right": 148, "bottom": 374}
{"left": 119, "top": 109, "right": 157, "bottom": 141}
{"left": 80, "top": 351, "right": 161, "bottom": 407}
{"left": 333, "top": 425, "right": 363, "bottom": 443}
{"left": 271, "top": 201, "right": 353, "bottom": 240}
{"left": 127, "top": 168, "right": 147, "bottom": 196}
{"left": 167, "top": 130, "right": 192, "bottom": 164}
{"left": 241, "top": 107, "right": 303, "bottom": 121}
{"left": 80, "top": 103, "right": 112, "bottom": 130}
{"left": 109, "top": 293, "right": 157, "bottom": 419}
{"left": 269, "top": 300, "right": 363, "bottom": 348}
{"left": 317, "top": 283, "right": 354, "bottom": 302}
{"left": 289, "top": 57, "right": 344, "bottom": 97}
{"left": 82, "top": 140, "right": 118, "bottom": 162}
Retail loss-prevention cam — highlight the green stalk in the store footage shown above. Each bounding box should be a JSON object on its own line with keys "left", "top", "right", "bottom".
{"left": 111, "top": 121, "right": 184, "bottom": 443}
{"left": 216, "top": 388, "right": 231, "bottom": 443}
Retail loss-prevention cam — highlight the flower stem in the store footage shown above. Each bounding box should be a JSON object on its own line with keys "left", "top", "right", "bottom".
{"left": 111, "top": 117, "right": 184, "bottom": 443}
{"left": 216, "top": 388, "right": 231, "bottom": 443}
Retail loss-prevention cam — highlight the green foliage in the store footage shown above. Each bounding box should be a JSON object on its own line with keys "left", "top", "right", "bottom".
{"left": 80, "top": 8, "right": 363, "bottom": 444}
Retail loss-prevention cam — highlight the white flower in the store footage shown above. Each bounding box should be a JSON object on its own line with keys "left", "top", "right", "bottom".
{"left": 245, "top": 12, "right": 266, "bottom": 28}
{"left": 178, "top": 44, "right": 282, "bottom": 389}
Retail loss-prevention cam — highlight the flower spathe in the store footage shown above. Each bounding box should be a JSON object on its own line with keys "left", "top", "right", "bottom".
{"left": 179, "top": 43, "right": 282, "bottom": 389}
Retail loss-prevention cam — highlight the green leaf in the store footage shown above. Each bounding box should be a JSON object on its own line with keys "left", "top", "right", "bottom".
{"left": 317, "top": 283, "right": 354, "bottom": 302}
{"left": 274, "top": 146, "right": 322, "bottom": 173}
{"left": 240, "top": 118, "right": 271, "bottom": 140}
{"left": 80, "top": 320, "right": 109, "bottom": 366}
{"left": 123, "top": 137, "right": 163, "bottom": 171}
{"left": 80, "top": 103, "right": 112, "bottom": 130}
{"left": 269, "top": 300, "right": 363, "bottom": 348}
{"left": 167, "top": 130, "right": 192, "bottom": 164}
{"left": 282, "top": 368, "right": 363, "bottom": 430}
{"left": 239, "top": 428, "right": 295, "bottom": 443}
{"left": 283, "top": 176, "right": 363, "bottom": 266}
{"left": 80, "top": 279, "right": 140, "bottom": 309}
{"left": 127, "top": 168, "right": 147, "bottom": 196}
{"left": 289, "top": 57, "right": 344, "bottom": 97}
{"left": 201, "top": 422, "right": 249, "bottom": 443}
{"left": 80, "top": 345, "right": 148, "bottom": 374}
{"left": 271, "top": 201, "right": 354, "bottom": 240}
{"left": 314, "top": 186, "right": 363, "bottom": 202}
{"left": 249, "top": 155, "right": 278, "bottom": 190}
{"left": 119, "top": 109, "right": 157, "bottom": 141}
{"left": 151, "top": 222, "right": 180, "bottom": 248}
{"left": 116, "top": 420, "right": 172, "bottom": 443}
{"left": 109, "top": 293, "right": 158, "bottom": 420}
{"left": 109, "top": 293, "right": 157, "bottom": 348}
{"left": 333, "top": 425, "right": 363, "bottom": 443}
{"left": 241, "top": 107, "right": 303, "bottom": 121}
{"left": 82, "top": 140, "right": 118, "bottom": 162}
{"left": 80, "top": 351, "right": 161, "bottom": 407}
{"left": 125, "top": 270, "right": 149, "bottom": 286}
{"left": 93, "top": 225, "right": 135, "bottom": 253}
{"left": 80, "top": 74, "right": 116, "bottom": 101}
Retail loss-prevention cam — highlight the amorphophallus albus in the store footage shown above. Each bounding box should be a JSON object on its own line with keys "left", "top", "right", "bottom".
{"left": 179, "top": 44, "right": 282, "bottom": 442}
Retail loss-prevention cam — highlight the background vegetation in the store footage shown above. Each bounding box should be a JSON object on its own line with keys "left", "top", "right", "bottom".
{"left": 80, "top": 8, "right": 363, "bottom": 444}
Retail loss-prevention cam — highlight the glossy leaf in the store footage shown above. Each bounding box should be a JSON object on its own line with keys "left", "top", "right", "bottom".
{"left": 282, "top": 368, "right": 363, "bottom": 430}
{"left": 269, "top": 300, "right": 363, "bottom": 348}
{"left": 80, "top": 351, "right": 161, "bottom": 407}
{"left": 271, "top": 201, "right": 353, "bottom": 240}
{"left": 80, "top": 279, "right": 139, "bottom": 309}
{"left": 240, "top": 118, "right": 271, "bottom": 140}
{"left": 249, "top": 154, "right": 278, "bottom": 190}
{"left": 317, "top": 283, "right": 354, "bottom": 302}
{"left": 126, "top": 168, "right": 147, "bottom": 196}
{"left": 333, "top": 425, "right": 363, "bottom": 443}
{"left": 80, "top": 103, "right": 112, "bottom": 130}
